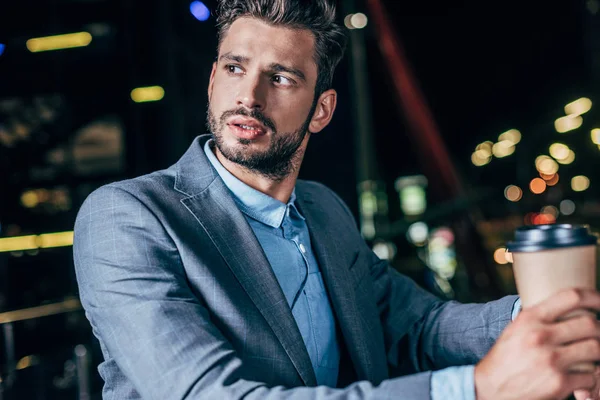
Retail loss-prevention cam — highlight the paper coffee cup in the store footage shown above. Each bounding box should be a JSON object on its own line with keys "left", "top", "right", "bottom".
{"left": 507, "top": 224, "right": 598, "bottom": 372}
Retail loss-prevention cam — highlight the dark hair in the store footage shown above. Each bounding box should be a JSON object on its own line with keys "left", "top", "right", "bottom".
{"left": 216, "top": 0, "right": 348, "bottom": 97}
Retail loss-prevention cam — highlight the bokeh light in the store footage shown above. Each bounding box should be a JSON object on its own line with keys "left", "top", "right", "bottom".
{"left": 471, "top": 150, "right": 491, "bottom": 166}
{"left": 592, "top": 129, "right": 600, "bottom": 145}
{"left": 535, "top": 155, "right": 559, "bottom": 175}
{"left": 545, "top": 173, "right": 559, "bottom": 186}
{"left": 571, "top": 175, "right": 590, "bottom": 192}
{"left": 530, "top": 178, "right": 547, "bottom": 194}
{"left": 492, "top": 140, "right": 516, "bottom": 158}
{"left": 504, "top": 185, "right": 523, "bottom": 202}
{"left": 556, "top": 150, "right": 575, "bottom": 165}
{"left": 554, "top": 115, "right": 583, "bottom": 133}
{"left": 494, "top": 248, "right": 509, "bottom": 265}
{"left": 560, "top": 199, "right": 576, "bottom": 215}
{"left": 549, "top": 143, "right": 570, "bottom": 160}
{"left": 564, "top": 97, "right": 592, "bottom": 116}
{"left": 541, "top": 205, "right": 559, "bottom": 219}
{"left": 498, "top": 129, "right": 522, "bottom": 145}
{"left": 190, "top": 1, "right": 210, "bottom": 22}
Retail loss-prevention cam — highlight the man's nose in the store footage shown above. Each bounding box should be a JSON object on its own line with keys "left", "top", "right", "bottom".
{"left": 236, "top": 75, "right": 266, "bottom": 111}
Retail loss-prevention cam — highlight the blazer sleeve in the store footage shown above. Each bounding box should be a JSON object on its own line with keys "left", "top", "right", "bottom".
{"left": 74, "top": 184, "right": 437, "bottom": 399}
{"left": 325, "top": 184, "right": 517, "bottom": 374}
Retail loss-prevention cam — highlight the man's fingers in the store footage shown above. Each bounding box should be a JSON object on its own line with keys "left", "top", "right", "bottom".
{"left": 565, "top": 373, "right": 596, "bottom": 397}
{"left": 531, "top": 288, "right": 600, "bottom": 322}
{"left": 558, "top": 339, "right": 600, "bottom": 370}
{"left": 573, "top": 389, "right": 592, "bottom": 400}
{"left": 551, "top": 315, "right": 600, "bottom": 344}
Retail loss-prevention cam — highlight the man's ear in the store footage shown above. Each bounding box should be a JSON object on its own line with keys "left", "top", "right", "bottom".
{"left": 208, "top": 62, "right": 217, "bottom": 101}
{"left": 308, "top": 89, "right": 337, "bottom": 134}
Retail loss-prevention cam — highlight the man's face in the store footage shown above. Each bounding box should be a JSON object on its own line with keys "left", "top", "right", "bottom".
{"left": 207, "top": 17, "right": 321, "bottom": 180}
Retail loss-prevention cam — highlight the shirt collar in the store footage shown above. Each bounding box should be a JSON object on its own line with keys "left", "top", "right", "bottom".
{"left": 203, "top": 139, "right": 302, "bottom": 228}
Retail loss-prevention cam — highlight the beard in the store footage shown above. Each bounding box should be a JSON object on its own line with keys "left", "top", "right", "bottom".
{"left": 206, "top": 101, "right": 317, "bottom": 181}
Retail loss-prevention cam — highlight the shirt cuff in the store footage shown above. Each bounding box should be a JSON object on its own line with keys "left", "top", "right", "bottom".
{"left": 511, "top": 297, "right": 522, "bottom": 321}
{"left": 431, "top": 365, "right": 475, "bottom": 400}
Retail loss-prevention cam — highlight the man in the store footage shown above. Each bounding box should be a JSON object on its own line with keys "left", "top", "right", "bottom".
{"left": 73, "top": 1, "right": 600, "bottom": 399}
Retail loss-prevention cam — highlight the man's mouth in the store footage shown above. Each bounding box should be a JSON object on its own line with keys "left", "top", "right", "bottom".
{"left": 226, "top": 116, "right": 269, "bottom": 138}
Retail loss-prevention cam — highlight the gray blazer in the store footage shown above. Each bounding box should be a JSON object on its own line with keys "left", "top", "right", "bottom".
{"left": 73, "top": 134, "right": 517, "bottom": 399}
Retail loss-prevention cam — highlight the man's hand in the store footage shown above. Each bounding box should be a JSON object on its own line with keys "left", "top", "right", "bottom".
{"left": 474, "top": 288, "right": 600, "bottom": 400}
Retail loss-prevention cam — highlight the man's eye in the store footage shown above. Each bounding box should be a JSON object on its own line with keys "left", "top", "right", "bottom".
{"left": 226, "top": 65, "right": 243, "bottom": 74}
{"left": 272, "top": 75, "right": 294, "bottom": 86}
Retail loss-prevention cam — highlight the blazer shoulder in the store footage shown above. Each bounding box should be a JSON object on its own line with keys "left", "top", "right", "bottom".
{"left": 296, "top": 179, "right": 355, "bottom": 222}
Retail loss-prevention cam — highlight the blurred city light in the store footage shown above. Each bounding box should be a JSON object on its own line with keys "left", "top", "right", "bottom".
{"left": 407, "top": 222, "right": 428, "bottom": 246}
{"left": 0, "top": 231, "right": 74, "bottom": 253}
{"left": 190, "top": 1, "right": 210, "bottom": 22}
{"left": 549, "top": 143, "right": 570, "bottom": 160}
{"left": 492, "top": 140, "right": 515, "bottom": 158}
{"left": 131, "top": 86, "right": 165, "bottom": 103}
{"left": 556, "top": 150, "right": 575, "bottom": 165}
{"left": 529, "top": 178, "right": 547, "bottom": 194}
{"left": 477, "top": 141, "right": 494, "bottom": 153}
{"left": 554, "top": 115, "right": 583, "bottom": 133}
{"left": 471, "top": 151, "right": 491, "bottom": 166}
{"left": 560, "top": 199, "right": 576, "bottom": 215}
{"left": 592, "top": 128, "right": 600, "bottom": 145}
{"left": 571, "top": 175, "right": 590, "bottom": 192}
{"left": 395, "top": 175, "right": 427, "bottom": 216}
{"left": 541, "top": 205, "right": 559, "bottom": 219}
{"left": 534, "top": 213, "right": 556, "bottom": 225}
{"left": 564, "top": 97, "right": 592, "bottom": 116}
{"left": 504, "top": 185, "right": 523, "bottom": 202}
{"left": 494, "top": 247, "right": 509, "bottom": 265}
{"left": 543, "top": 173, "right": 560, "bottom": 186}
{"left": 372, "top": 241, "right": 397, "bottom": 260}
{"left": 345, "top": 13, "right": 368, "bottom": 29}
{"left": 0, "top": 44, "right": 5, "bottom": 56}
{"left": 498, "top": 129, "right": 522, "bottom": 144}
{"left": 535, "top": 155, "right": 559, "bottom": 175}
{"left": 26, "top": 32, "right": 92, "bottom": 53}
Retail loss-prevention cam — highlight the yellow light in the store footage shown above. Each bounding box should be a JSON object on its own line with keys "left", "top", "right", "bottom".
{"left": 564, "top": 97, "right": 592, "bottom": 116}
{"left": 494, "top": 248, "right": 509, "bottom": 265}
{"left": 571, "top": 175, "right": 590, "bottom": 192}
{"left": 530, "top": 178, "right": 547, "bottom": 194}
{"left": 0, "top": 235, "right": 38, "bottom": 252}
{"left": 131, "top": 86, "right": 165, "bottom": 103}
{"left": 535, "top": 155, "right": 552, "bottom": 168}
{"left": 535, "top": 155, "right": 559, "bottom": 175}
{"left": 556, "top": 150, "right": 575, "bottom": 165}
{"left": 555, "top": 115, "right": 583, "bottom": 133}
{"left": 475, "top": 142, "right": 493, "bottom": 158}
{"left": 492, "top": 140, "right": 516, "bottom": 158}
{"left": 504, "top": 185, "right": 523, "bottom": 202}
{"left": 498, "top": 129, "right": 522, "bottom": 144}
{"left": 549, "top": 143, "right": 570, "bottom": 160}
{"left": 20, "top": 191, "right": 39, "bottom": 208}
{"left": 471, "top": 151, "right": 491, "bottom": 166}
{"left": 26, "top": 32, "right": 92, "bottom": 53}
{"left": 0, "top": 231, "right": 74, "bottom": 253}
{"left": 592, "top": 129, "right": 600, "bottom": 145}
{"left": 38, "top": 231, "right": 74, "bottom": 249}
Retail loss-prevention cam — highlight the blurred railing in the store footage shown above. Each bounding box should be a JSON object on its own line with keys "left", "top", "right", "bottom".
{"left": 0, "top": 298, "right": 91, "bottom": 400}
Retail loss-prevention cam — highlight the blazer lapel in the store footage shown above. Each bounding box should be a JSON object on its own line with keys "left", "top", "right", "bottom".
{"left": 180, "top": 180, "right": 317, "bottom": 387}
{"left": 296, "top": 191, "right": 389, "bottom": 385}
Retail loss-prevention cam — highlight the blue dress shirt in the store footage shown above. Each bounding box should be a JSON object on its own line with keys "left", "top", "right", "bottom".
{"left": 204, "top": 138, "right": 522, "bottom": 397}
{"left": 204, "top": 140, "right": 340, "bottom": 386}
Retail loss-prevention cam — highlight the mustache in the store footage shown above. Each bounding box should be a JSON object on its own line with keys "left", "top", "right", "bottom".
{"left": 220, "top": 108, "right": 277, "bottom": 133}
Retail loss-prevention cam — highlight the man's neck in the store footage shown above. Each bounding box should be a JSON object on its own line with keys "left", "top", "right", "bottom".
{"left": 213, "top": 147, "right": 300, "bottom": 204}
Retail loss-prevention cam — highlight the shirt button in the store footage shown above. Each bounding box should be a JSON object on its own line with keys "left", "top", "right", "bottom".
{"left": 299, "top": 243, "right": 306, "bottom": 253}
